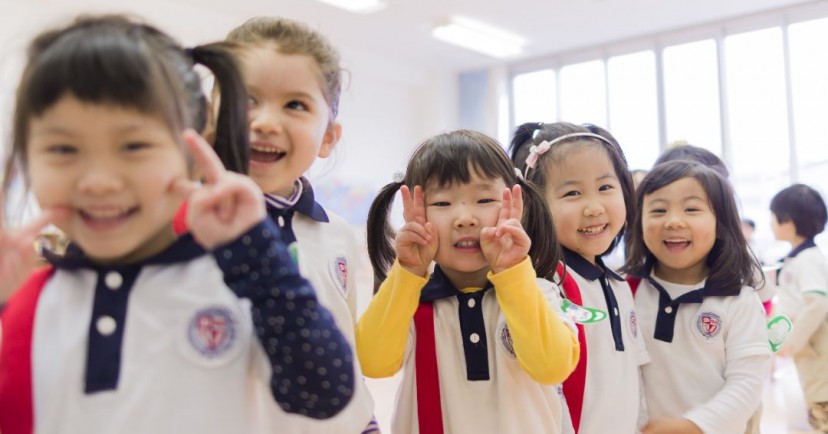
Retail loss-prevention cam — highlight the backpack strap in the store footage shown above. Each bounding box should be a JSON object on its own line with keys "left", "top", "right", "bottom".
{"left": 557, "top": 263, "right": 588, "bottom": 433}
{"left": 413, "top": 302, "right": 444, "bottom": 434}
{"left": 0, "top": 266, "right": 55, "bottom": 434}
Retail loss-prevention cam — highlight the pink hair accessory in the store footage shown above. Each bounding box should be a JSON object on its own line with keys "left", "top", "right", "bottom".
{"left": 523, "top": 132, "right": 613, "bottom": 178}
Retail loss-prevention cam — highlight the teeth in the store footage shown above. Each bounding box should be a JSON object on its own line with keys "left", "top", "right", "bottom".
{"left": 578, "top": 225, "right": 605, "bottom": 234}
{"left": 84, "top": 208, "right": 129, "bottom": 219}
{"left": 456, "top": 240, "right": 479, "bottom": 248}
{"left": 252, "top": 146, "right": 286, "bottom": 154}
{"left": 665, "top": 239, "right": 689, "bottom": 243}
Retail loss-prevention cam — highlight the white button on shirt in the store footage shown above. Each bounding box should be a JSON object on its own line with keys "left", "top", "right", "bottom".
{"left": 105, "top": 272, "right": 123, "bottom": 290}
{"left": 96, "top": 316, "right": 117, "bottom": 336}
{"left": 467, "top": 299, "right": 476, "bottom": 309}
{"left": 469, "top": 333, "right": 480, "bottom": 344}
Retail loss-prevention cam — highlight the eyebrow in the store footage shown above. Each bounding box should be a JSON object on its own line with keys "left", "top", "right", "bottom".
{"left": 33, "top": 122, "right": 145, "bottom": 137}
{"left": 556, "top": 173, "right": 617, "bottom": 189}
{"left": 646, "top": 195, "right": 707, "bottom": 205}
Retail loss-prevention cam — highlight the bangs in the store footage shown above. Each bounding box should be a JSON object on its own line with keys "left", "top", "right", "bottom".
{"left": 24, "top": 28, "right": 160, "bottom": 118}
{"left": 409, "top": 132, "right": 513, "bottom": 188}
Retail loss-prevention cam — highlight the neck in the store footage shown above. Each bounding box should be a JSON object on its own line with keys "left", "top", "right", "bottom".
{"left": 653, "top": 261, "right": 708, "bottom": 285}
{"left": 441, "top": 266, "right": 490, "bottom": 290}
{"left": 789, "top": 235, "right": 809, "bottom": 251}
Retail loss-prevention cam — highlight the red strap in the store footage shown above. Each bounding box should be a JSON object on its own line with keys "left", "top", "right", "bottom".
{"left": 413, "top": 302, "right": 444, "bottom": 434}
{"left": 172, "top": 201, "right": 189, "bottom": 236}
{"left": 557, "top": 263, "right": 587, "bottom": 433}
{"left": 0, "top": 267, "right": 55, "bottom": 434}
{"left": 626, "top": 276, "right": 641, "bottom": 296}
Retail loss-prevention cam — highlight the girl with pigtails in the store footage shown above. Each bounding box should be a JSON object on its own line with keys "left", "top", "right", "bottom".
{"left": 356, "top": 129, "right": 579, "bottom": 434}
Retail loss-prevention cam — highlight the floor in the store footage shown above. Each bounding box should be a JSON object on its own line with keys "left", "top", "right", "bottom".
{"left": 363, "top": 357, "right": 823, "bottom": 433}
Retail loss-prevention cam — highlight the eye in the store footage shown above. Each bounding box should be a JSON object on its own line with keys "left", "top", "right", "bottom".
{"left": 599, "top": 184, "right": 614, "bottom": 192}
{"left": 123, "top": 142, "right": 150, "bottom": 152}
{"left": 649, "top": 208, "right": 666, "bottom": 214}
{"left": 286, "top": 100, "right": 308, "bottom": 111}
{"left": 562, "top": 190, "right": 580, "bottom": 198}
{"left": 429, "top": 201, "right": 451, "bottom": 207}
{"left": 46, "top": 144, "right": 77, "bottom": 155}
{"left": 247, "top": 96, "right": 258, "bottom": 107}
{"left": 685, "top": 207, "right": 701, "bottom": 213}
{"left": 478, "top": 198, "right": 497, "bottom": 204}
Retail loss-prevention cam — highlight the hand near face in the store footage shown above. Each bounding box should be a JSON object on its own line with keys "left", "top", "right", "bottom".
{"left": 480, "top": 185, "right": 530, "bottom": 274}
{"left": 395, "top": 185, "right": 438, "bottom": 277}
{"left": 0, "top": 208, "right": 67, "bottom": 302}
{"left": 641, "top": 418, "right": 703, "bottom": 434}
{"left": 174, "top": 130, "right": 266, "bottom": 250}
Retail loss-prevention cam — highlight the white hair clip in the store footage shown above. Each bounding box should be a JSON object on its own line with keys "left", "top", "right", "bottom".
{"left": 514, "top": 167, "right": 524, "bottom": 180}
{"left": 392, "top": 171, "right": 405, "bottom": 184}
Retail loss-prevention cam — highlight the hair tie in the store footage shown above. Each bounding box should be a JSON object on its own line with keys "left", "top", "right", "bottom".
{"left": 514, "top": 167, "right": 524, "bottom": 180}
{"left": 392, "top": 171, "right": 405, "bottom": 184}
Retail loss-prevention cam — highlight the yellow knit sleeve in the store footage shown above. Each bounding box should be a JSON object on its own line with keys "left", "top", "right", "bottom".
{"left": 355, "top": 260, "right": 428, "bottom": 378}
{"left": 489, "top": 258, "right": 579, "bottom": 384}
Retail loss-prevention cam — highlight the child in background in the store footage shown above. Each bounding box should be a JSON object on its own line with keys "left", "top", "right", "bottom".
{"left": 0, "top": 15, "right": 354, "bottom": 434}
{"left": 623, "top": 160, "right": 771, "bottom": 434}
{"left": 357, "top": 130, "right": 578, "bottom": 434}
{"left": 770, "top": 183, "right": 828, "bottom": 433}
{"left": 222, "top": 17, "right": 377, "bottom": 433}
{"left": 510, "top": 121, "right": 647, "bottom": 434}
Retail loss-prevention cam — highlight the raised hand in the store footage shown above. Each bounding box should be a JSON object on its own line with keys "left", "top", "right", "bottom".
{"left": 480, "top": 184, "right": 531, "bottom": 274}
{"left": 174, "top": 130, "right": 266, "bottom": 250}
{"left": 0, "top": 208, "right": 67, "bottom": 301}
{"left": 395, "top": 185, "right": 437, "bottom": 277}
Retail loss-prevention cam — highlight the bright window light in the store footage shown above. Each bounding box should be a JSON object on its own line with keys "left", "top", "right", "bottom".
{"left": 432, "top": 17, "right": 526, "bottom": 58}
{"left": 314, "top": 0, "right": 386, "bottom": 14}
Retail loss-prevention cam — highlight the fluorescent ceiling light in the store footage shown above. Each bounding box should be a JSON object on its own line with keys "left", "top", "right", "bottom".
{"left": 315, "top": 0, "right": 387, "bottom": 14}
{"left": 432, "top": 16, "right": 527, "bottom": 58}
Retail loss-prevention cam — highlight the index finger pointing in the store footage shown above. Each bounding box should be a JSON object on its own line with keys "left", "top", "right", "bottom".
{"left": 183, "top": 129, "right": 227, "bottom": 185}
{"left": 511, "top": 184, "right": 523, "bottom": 222}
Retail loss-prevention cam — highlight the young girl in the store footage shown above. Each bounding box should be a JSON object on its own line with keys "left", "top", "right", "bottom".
{"left": 356, "top": 129, "right": 579, "bottom": 434}
{"left": 623, "top": 160, "right": 772, "bottom": 434}
{"left": 212, "top": 17, "right": 377, "bottom": 433}
{"left": 0, "top": 15, "right": 355, "bottom": 434}
{"left": 510, "top": 121, "right": 647, "bottom": 434}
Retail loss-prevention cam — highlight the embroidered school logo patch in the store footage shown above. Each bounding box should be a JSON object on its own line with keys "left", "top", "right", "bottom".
{"left": 695, "top": 312, "right": 722, "bottom": 339}
{"left": 188, "top": 307, "right": 237, "bottom": 359}
{"left": 630, "top": 310, "right": 638, "bottom": 338}
{"left": 500, "top": 325, "right": 515, "bottom": 357}
{"left": 331, "top": 257, "right": 348, "bottom": 295}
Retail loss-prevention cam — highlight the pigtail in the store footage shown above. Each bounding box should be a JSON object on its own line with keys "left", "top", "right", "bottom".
{"left": 509, "top": 122, "right": 543, "bottom": 165}
{"left": 189, "top": 43, "right": 250, "bottom": 175}
{"left": 366, "top": 181, "right": 404, "bottom": 293}
{"left": 518, "top": 177, "right": 561, "bottom": 281}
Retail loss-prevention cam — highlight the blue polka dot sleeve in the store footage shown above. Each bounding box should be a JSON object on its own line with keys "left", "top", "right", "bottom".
{"left": 213, "top": 219, "right": 355, "bottom": 419}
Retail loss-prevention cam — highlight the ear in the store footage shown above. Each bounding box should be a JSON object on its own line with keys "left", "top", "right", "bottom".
{"left": 318, "top": 121, "right": 341, "bottom": 159}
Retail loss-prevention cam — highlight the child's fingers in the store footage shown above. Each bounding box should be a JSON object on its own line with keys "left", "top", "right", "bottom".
{"left": 19, "top": 208, "right": 67, "bottom": 238}
{"left": 183, "top": 129, "right": 226, "bottom": 185}
{"left": 498, "top": 187, "right": 513, "bottom": 223}
{"left": 400, "top": 185, "right": 415, "bottom": 223}
{"left": 510, "top": 184, "right": 524, "bottom": 221}
{"left": 169, "top": 178, "right": 200, "bottom": 201}
{"left": 411, "top": 186, "right": 427, "bottom": 224}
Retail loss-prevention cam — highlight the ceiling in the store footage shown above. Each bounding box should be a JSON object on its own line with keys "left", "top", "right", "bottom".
{"left": 0, "top": 0, "right": 820, "bottom": 75}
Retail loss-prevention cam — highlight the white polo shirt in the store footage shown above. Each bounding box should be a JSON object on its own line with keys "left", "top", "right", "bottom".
{"left": 256, "top": 183, "right": 376, "bottom": 433}
{"left": 775, "top": 239, "right": 828, "bottom": 404}
{"left": 559, "top": 250, "right": 649, "bottom": 434}
{"left": 635, "top": 274, "right": 771, "bottom": 434}
{"left": 0, "top": 220, "right": 356, "bottom": 434}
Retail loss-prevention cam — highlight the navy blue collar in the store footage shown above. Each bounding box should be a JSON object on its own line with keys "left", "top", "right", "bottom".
{"left": 44, "top": 234, "right": 206, "bottom": 271}
{"left": 786, "top": 237, "right": 817, "bottom": 260}
{"left": 419, "top": 266, "right": 493, "bottom": 302}
{"left": 563, "top": 248, "right": 623, "bottom": 282}
{"left": 270, "top": 177, "right": 328, "bottom": 223}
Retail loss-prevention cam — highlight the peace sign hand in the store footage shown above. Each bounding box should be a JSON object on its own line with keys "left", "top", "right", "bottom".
{"left": 395, "top": 185, "right": 438, "bottom": 277}
{"left": 0, "top": 208, "right": 68, "bottom": 302}
{"left": 480, "top": 185, "right": 531, "bottom": 274}
{"left": 173, "top": 130, "right": 266, "bottom": 250}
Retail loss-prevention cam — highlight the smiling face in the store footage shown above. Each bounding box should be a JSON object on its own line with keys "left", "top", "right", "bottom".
{"left": 424, "top": 168, "right": 507, "bottom": 288}
{"left": 543, "top": 144, "right": 626, "bottom": 263}
{"left": 241, "top": 46, "right": 340, "bottom": 197}
{"left": 642, "top": 176, "right": 717, "bottom": 284}
{"left": 26, "top": 95, "right": 188, "bottom": 264}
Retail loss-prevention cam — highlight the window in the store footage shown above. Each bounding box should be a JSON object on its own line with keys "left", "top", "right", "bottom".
{"left": 511, "top": 69, "right": 556, "bottom": 126}
{"left": 559, "top": 60, "right": 606, "bottom": 126}
{"left": 607, "top": 50, "right": 659, "bottom": 170}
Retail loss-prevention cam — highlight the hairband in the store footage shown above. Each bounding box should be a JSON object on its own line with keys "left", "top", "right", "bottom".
{"left": 524, "top": 132, "right": 613, "bottom": 177}
{"left": 392, "top": 171, "right": 405, "bottom": 184}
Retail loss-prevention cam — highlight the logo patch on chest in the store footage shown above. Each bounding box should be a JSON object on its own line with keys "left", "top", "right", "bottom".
{"left": 188, "top": 307, "right": 238, "bottom": 359}
{"left": 695, "top": 311, "right": 723, "bottom": 339}
{"left": 629, "top": 310, "right": 638, "bottom": 338}
{"left": 500, "top": 325, "right": 515, "bottom": 357}
{"left": 331, "top": 256, "right": 348, "bottom": 295}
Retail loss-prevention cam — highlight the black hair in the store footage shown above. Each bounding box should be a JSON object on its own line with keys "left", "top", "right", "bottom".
{"left": 367, "top": 129, "right": 560, "bottom": 291}
{"left": 509, "top": 121, "right": 635, "bottom": 256}
{"left": 3, "top": 14, "right": 250, "bottom": 194}
{"left": 770, "top": 184, "right": 827, "bottom": 239}
{"left": 622, "top": 160, "right": 761, "bottom": 292}
{"left": 654, "top": 144, "right": 729, "bottom": 179}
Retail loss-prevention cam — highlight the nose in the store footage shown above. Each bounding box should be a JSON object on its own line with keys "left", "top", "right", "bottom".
{"left": 249, "top": 104, "right": 283, "bottom": 136}
{"left": 453, "top": 204, "right": 479, "bottom": 229}
{"left": 664, "top": 213, "right": 687, "bottom": 229}
{"left": 583, "top": 197, "right": 605, "bottom": 217}
{"left": 77, "top": 163, "right": 124, "bottom": 195}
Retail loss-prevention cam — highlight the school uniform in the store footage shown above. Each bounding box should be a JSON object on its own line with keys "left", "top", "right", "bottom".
{"left": 775, "top": 239, "right": 828, "bottom": 406}
{"left": 558, "top": 249, "right": 648, "bottom": 434}
{"left": 0, "top": 220, "right": 355, "bottom": 434}
{"left": 635, "top": 274, "right": 771, "bottom": 434}
{"left": 356, "top": 258, "right": 579, "bottom": 434}
{"left": 256, "top": 178, "right": 377, "bottom": 433}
